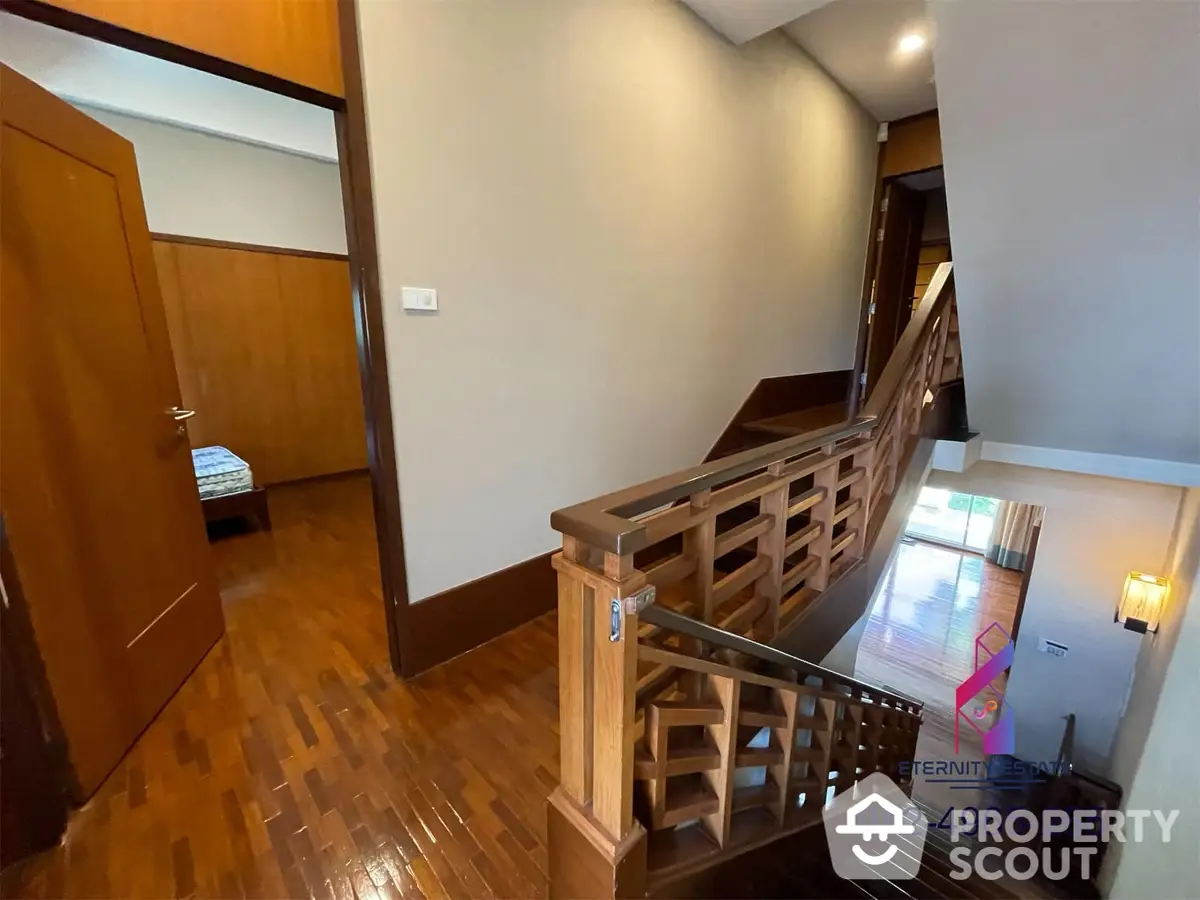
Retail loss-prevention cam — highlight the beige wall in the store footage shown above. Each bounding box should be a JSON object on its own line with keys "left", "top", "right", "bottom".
{"left": 78, "top": 106, "right": 347, "bottom": 254}
{"left": 932, "top": 1, "right": 1200, "bottom": 463}
{"left": 1101, "top": 488, "right": 1200, "bottom": 897}
{"left": 927, "top": 464, "right": 1183, "bottom": 773}
{"left": 358, "top": 0, "right": 878, "bottom": 601}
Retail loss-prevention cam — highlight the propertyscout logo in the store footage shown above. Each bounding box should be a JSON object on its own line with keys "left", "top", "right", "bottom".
{"left": 822, "top": 775, "right": 1181, "bottom": 884}
{"left": 821, "top": 617, "right": 1182, "bottom": 886}
{"left": 822, "top": 772, "right": 928, "bottom": 880}
{"left": 955, "top": 621, "right": 1014, "bottom": 755}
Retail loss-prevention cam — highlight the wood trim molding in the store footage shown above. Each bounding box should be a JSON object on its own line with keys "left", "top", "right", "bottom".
{"left": 150, "top": 232, "right": 349, "bottom": 262}
{"left": 1, "top": 0, "right": 343, "bottom": 110}
{"left": 336, "top": 0, "right": 411, "bottom": 674}
{"left": 848, "top": 141, "right": 887, "bottom": 418}
{"left": 404, "top": 552, "right": 557, "bottom": 677}
{"left": 880, "top": 110, "right": 942, "bottom": 179}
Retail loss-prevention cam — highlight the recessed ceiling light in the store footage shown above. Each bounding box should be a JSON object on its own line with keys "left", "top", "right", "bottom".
{"left": 897, "top": 32, "right": 927, "bottom": 54}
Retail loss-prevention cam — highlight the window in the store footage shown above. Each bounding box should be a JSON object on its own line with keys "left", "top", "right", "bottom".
{"left": 906, "top": 487, "right": 999, "bottom": 552}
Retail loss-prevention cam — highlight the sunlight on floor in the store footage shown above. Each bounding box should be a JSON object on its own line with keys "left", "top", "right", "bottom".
{"left": 855, "top": 540, "right": 1022, "bottom": 812}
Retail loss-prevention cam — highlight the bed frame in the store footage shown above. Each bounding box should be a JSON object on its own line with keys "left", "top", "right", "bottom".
{"left": 201, "top": 486, "right": 271, "bottom": 532}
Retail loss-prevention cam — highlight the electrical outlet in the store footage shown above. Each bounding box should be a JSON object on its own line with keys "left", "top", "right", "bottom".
{"left": 401, "top": 286, "right": 438, "bottom": 312}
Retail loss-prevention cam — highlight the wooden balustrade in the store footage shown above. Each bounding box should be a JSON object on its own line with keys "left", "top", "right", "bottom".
{"left": 547, "top": 264, "right": 956, "bottom": 898}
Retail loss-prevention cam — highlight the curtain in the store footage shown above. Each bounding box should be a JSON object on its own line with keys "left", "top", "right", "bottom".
{"left": 986, "top": 501, "right": 1040, "bottom": 570}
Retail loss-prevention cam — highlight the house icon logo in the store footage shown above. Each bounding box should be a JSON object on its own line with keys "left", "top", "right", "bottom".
{"left": 822, "top": 772, "right": 928, "bottom": 880}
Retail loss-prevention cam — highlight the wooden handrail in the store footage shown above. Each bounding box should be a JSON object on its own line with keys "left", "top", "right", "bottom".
{"left": 640, "top": 603, "right": 923, "bottom": 712}
{"left": 547, "top": 264, "right": 957, "bottom": 897}
{"left": 550, "top": 418, "right": 876, "bottom": 555}
{"left": 551, "top": 263, "right": 955, "bottom": 555}
{"left": 863, "top": 262, "right": 955, "bottom": 420}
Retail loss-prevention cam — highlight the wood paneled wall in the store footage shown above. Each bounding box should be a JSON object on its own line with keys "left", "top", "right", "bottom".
{"left": 882, "top": 111, "right": 942, "bottom": 178}
{"left": 152, "top": 238, "right": 367, "bottom": 486}
{"left": 912, "top": 244, "right": 952, "bottom": 310}
{"left": 39, "top": 0, "right": 343, "bottom": 97}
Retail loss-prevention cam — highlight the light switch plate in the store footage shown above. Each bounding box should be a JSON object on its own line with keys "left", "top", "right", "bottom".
{"left": 1038, "top": 638, "right": 1068, "bottom": 658}
{"left": 401, "top": 286, "right": 438, "bottom": 312}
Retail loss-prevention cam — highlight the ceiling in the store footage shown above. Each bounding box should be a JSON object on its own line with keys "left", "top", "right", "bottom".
{"left": 681, "top": 0, "right": 835, "bottom": 45}
{"left": 784, "top": 0, "right": 937, "bottom": 122}
{"left": 0, "top": 12, "right": 336, "bottom": 161}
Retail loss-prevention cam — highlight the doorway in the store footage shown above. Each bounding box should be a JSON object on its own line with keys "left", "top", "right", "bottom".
{"left": 862, "top": 168, "right": 951, "bottom": 400}
{"left": 907, "top": 486, "right": 1000, "bottom": 553}
{"left": 0, "top": 4, "right": 400, "bottom": 860}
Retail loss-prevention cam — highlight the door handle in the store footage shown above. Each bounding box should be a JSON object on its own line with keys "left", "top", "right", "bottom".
{"left": 167, "top": 406, "right": 196, "bottom": 421}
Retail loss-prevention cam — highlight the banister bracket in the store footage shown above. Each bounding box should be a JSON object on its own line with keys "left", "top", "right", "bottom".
{"left": 622, "top": 584, "right": 656, "bottom": 616}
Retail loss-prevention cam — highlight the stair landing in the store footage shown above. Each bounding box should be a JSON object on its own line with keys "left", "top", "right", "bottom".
{"left": 743, "top": 402, "right": 850, "bottom": 439}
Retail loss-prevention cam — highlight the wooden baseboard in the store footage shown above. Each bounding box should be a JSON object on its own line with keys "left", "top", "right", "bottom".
{"left": 403, "top": 550, "right": 557, "bottom": 676}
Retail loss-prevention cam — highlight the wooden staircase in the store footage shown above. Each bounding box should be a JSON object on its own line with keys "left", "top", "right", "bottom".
{"left": 547, "top": 264, "right": 961, "bottom": 898}
{"left": 621, "top": 630, "right": 924, "bottom": 888}
{"left": 651, "top": 796, "right": 1068, "bottom": 899}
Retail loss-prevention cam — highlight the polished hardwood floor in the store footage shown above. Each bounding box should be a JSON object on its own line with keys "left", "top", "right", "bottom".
{"left": 7, "top": 480, "right": 1025, "bottom": 898}
{"left": 856, "top": 538, "right": 1022, "bottom": 814}
{"left": 8, "top": 474, "right": 560, "bottom": 899}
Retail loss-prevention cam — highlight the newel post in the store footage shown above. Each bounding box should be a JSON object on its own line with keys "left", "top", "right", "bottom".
{"left": 548, "top": 538, "right": 648, "bottom": 899}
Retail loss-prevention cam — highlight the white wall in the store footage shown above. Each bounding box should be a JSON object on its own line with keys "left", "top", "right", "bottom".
{"left": 0, "top": 12, "right": 337, "bottom": 161}
{"left": 79, "top": 107, "right": 347, "bottom": 255}
{"left": 1101, "top": 489, "right": 1200, "bottom": 898}
{"left": 358, "top": 0, "right": 879, "bottom": 601}
{"left": 927, "top": 464, "right": 1183, "bottom": 773}
{"left": 931, "top": 1, "right": 1200, "bottom": 464}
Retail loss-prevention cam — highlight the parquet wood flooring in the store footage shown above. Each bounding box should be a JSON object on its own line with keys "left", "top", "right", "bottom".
{"left": 6, "top": 474, "right": 559, "bottom": 899}
{"left": 856, "top": 538, "right": 1022, "bottom": 815}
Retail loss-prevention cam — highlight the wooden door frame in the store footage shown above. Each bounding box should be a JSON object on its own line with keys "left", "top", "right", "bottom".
{"left": 847, "top": 144, "right": 886, "bottom": 418}
{"left": 0, "top": 518, "right": 72, "bottom": 858}
{"left": 849, "top": 110, "right": 943, "bottom": 417}
{"left": 0, "top": 0, "right": 412, "bottom": 676}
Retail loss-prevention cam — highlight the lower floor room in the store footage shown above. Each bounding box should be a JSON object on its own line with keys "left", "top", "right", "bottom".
{"left": 856, "top": 538, "right": 1023, "bottom": 814}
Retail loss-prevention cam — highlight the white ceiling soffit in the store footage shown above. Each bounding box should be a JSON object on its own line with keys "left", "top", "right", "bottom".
{"left": 682, "top": 0, "right": 835, "bottom": 45}
{"left": 784, "top": 0, "right": 936, "bottom": 122}
{"left": 0, "top": 12, "right": 337, "bottom": 162}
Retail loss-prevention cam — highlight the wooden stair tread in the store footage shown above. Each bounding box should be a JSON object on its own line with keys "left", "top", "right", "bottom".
{"left": 661, "top": 775, "right": 720, "bottom": 828}
{"left": 636, "top": 733, "right": 723, "bottom": 779}
{"left": 742, "top": 402, "right": 849, "bottom": 437}
{"left": 731, "top": 781, "right": 780, "bottom": 813}
{"left": 738, "top": 701, "right": 788, "bottom": 729}
{"left": 734, "top": 745, "right": 785, "bottom": 767}
{"left": 791, "top": 746, "right": 825, "bottom": 764}
{"left": 649, "top": 698, "right": 723, "bottom": 727}
{"left": 831, "top": 738, "right": 866, "bottom": 756}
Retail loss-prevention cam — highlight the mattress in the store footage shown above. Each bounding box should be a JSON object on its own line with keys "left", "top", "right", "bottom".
{"left": 192, "top": 446, "right": 254, "bottom": 499}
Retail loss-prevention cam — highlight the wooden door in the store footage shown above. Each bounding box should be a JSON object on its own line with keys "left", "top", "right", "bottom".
{"left": 0, "top": 65, "right": 225, "bottom": 798}
{"left": 863, "top": 181, "right": 924, "bottom": 398}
